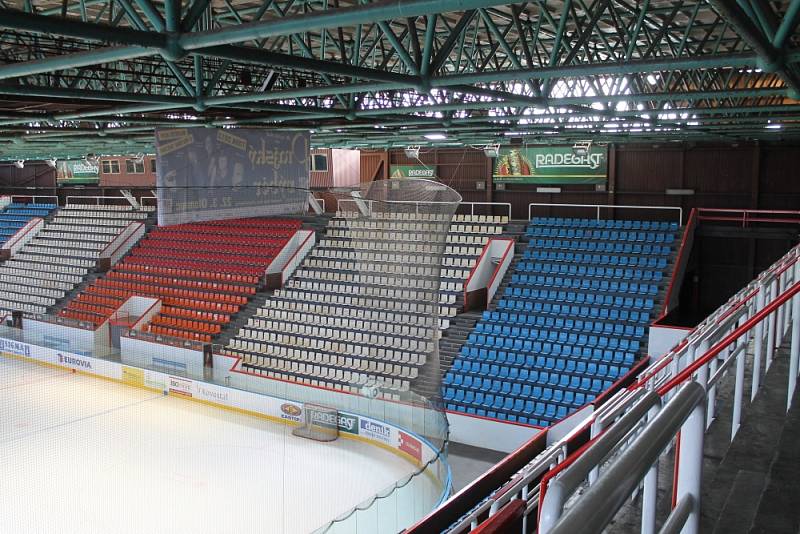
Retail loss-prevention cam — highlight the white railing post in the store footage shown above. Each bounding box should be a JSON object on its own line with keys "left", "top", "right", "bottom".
{"left": 732, "top": 313, "right": 748, "bottom": 440}
{"left": 766, "top": 279, "right": 778, "bottom": 370}
{"left": 640, "top": 404, "right": 661, "bottom": 534}
{"left": 676, "top": 399, "right": 706, "bottom": 534}
{"left": 588, "top": 417, "right": 603, "bottom": 485}
{"left": 751, "top": 286, "right": 766, "bottom": 401}
{"left": 788, "top": 283, "right": 800, "bottom": 413}
{"left": 539, "top": 480, "right": 566, "bottom": 534}
{"left": 777, "top": 270, "right": 786, "bottom": 346}
{"left": 706, "top": 340, "right": 721, "bottom": 429}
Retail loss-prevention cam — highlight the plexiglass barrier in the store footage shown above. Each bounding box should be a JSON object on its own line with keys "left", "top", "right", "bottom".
{"left": 0, "top": 179, "right": 461, "bottom": 534}
{"left": 0, "top": 317, "right": 450, "bottom": 534}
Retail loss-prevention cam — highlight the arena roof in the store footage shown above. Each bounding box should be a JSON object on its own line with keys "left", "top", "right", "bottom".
{"left": 0, "top": 0, "right": 799, "bottom": 158}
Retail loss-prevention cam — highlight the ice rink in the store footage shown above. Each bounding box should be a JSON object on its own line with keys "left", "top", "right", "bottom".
{"left": 0, "top": 356, "right": 426, "bottom": 534}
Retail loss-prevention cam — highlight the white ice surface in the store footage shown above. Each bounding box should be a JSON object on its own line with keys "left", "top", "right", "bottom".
{"left": 0, "top": 356, "right": 420, "bottom": 534}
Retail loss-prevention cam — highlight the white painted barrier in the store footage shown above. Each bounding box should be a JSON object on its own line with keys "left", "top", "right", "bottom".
{"left": 0, "top": 217, "right": 44, "bottom": 258}
{"left": 0, "top": 334, "right": 449, "bottom": 533}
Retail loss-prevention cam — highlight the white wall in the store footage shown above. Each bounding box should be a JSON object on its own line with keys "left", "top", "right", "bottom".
{"left": 118, "top": 296, "right": 161, "bottom": 327}
{"left": 121, "top": 335, "right": 205, "bottom": 379}
{"left": 648, "top": 324, "right": 691, "bottom": 360}
{"left": 1, "top": 217, "right": 44, "bottom": 256}
{"left": 332, "top": 149, "right": 361, "bottom": 187}
{"left": 446, "top": 411, "right": 540, "bottom": 453}
{"left": 465, "top": 238, "right": 515, "bottom": 294}
{"left": 24, "top": 318, "right": 98, "bottom": 356}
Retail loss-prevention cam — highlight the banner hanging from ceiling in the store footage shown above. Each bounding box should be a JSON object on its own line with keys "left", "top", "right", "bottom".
{"left": 154, "top": 128, "right": 310, "bottom": 226}
{"left": 493, "top": 145, "right": 608, "bottom": 184}
{"left": 56, "top": 160, "right": 100, "bottom": 185}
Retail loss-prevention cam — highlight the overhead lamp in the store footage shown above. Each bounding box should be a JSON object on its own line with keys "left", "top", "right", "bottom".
{"left": 404, "top": 145, "right": 420, "bottom": 159}
{"left": 13, "top": 160, "right": 24, "bottom": 169}
{"left": 483, "top": 144, "right": 500, "bottom": 158}
{"left": 423, "top": 133, "right": 447, "bottom": 140}
{"left": 572, "top": 140, "right": 592, "bottom": 156}
{"left": 45, "top": 158, "right": 57, "bottom": 168}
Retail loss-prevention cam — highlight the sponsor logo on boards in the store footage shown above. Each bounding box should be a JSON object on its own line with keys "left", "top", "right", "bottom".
{"left": 359, "top": 419, "right": 392, "bottom": 444}
{"left": 58, "top": 354, "right": 92, "bottom": 370}
{"left": 280, "top": 403, "right": 302, "bottom": 421}
{"left": 0, "top": 339, "right": 31, "bottom": 357}
{"left": 309, "top": 410, "right": 358, "bottom": 434}
{"left": 399, "top": 431, "right": 422, "bottom": 463}
{"left": 196, "top": 385, "right": 228, "bottom": 403}
{"left": 168, "top": 376, "right": 193, "bottom": 397}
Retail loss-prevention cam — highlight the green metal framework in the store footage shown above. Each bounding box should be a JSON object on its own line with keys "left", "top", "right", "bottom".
{"left": 0, "top": 0, "right": 799, "bottom": 158}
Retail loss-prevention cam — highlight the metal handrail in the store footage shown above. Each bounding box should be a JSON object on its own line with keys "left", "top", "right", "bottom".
{"left": 528, "top": 202, "right": 682, "bottom": 224}
{"left": 538, "top": 250, "right": 799, "bottom": 534}
{"left": 547, "top": 383, "right": 705, "bottom": 534}
{"left": 459, "top": 202, "right": 512, "bottom": 220}
{"left": 657, "top": 280, "right": 800, "bottom": 396}
{"left": 419, "top": 239, "right": 799, "bottom": 534}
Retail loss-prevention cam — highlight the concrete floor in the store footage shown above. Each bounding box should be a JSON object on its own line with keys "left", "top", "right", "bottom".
{"left": 607, "top": 341, "right": 800, "bottom": 534}
{"left": 446, "top": 441, "right": 507, "bottom": 492}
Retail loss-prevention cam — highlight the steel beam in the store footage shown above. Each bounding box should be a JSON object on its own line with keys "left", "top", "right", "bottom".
{"left": 179, "top": 0, "right": 524, "bottom": 50}
{"left": 706, "top": 0, "right": 800, "bottom": 93}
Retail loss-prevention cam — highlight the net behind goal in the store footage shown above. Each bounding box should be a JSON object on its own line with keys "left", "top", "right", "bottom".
{"left": 292, "top": 404, "right": 340, "bottom": 442}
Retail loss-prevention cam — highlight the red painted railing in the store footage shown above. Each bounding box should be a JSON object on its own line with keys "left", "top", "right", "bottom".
{"left": 659, "top": 208, "right": 697, "bottom": 319}
{"left": 696, "top": 207, "right": 800, "bottom": 227}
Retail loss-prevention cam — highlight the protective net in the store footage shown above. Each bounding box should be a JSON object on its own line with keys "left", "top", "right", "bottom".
{"left": 329, "top": 178, "right": 463, "bottom": 403}
{"left": 0, "top": 180, "right": 461, "bottom": 534}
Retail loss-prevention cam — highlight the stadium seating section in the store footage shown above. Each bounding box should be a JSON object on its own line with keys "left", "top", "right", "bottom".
{"left": 60, "top": 218, "right": 301, "bottom": 343}
{"left": 442, "top": 217, "right": 681, "bottom": 426}
{"left": 225, "top": 212, "right": 508, "bottom": 396}
{"left": 0, "top": 204, "right": 149, "bottom": 317}
{"left": 0, "top": 202, "right": 55, "bottom": 246}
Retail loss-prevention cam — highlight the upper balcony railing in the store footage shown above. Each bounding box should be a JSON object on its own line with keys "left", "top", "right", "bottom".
{"left": 410, "top": 228, "right": 800, "bottom": 534}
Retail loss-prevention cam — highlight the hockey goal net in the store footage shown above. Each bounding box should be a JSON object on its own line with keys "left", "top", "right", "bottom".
{"left": 292, "top": 404, "right": 340, "bottom": 442}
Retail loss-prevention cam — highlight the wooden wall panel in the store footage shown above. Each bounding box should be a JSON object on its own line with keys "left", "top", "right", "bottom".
{"left": 614, "top": 146, "right": 683, "bottom": 193}
{"left": 360, "top": 150, "right": 387, "bottom": 183}
{"left": 309, "top": 148, "right": 334, "bottom": 189}
{"left": 760, "top": 145, "right": 800, "bottom": 210}
{"left": 2, "top": 141, "right": 798, "bottom": 217}
{"left": 684, "top": 146, "right": 752, "bottom": 195}
{"left": 0, "top": 163, "right": 56, "bottom": 189}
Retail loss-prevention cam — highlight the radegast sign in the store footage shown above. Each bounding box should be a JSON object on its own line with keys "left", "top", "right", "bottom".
{"left": 390, "top": 164, "right": 436, "bottom": 179}
{"left": 493, "top": 145, "right": 608, "bottom": 184}
{"left": 56, "top": 160, "right": 100, "bottom": 185}
{"left": 308, "top": 409, "right": 359, "bottom": 434}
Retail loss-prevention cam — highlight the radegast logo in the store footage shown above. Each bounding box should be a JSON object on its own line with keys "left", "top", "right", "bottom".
{"left": 0, "top": 338, "right": 31, "bottom": 357}
{"left": 534, "top": 151, "right": 603, "bottom": 170}
{"left": 280, "top": 403, "right": 302, "bottom": 421}
{"left": 309, "top": 410, "right": 359, "bottom": 434}
{"left": 58, "top": 354, "right": 92, "bottom": 369}
{"left": 359, "top": 419, "right": 392, "bottom": 444}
